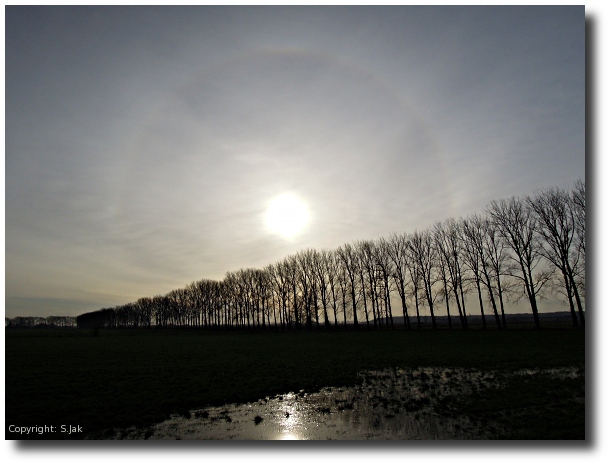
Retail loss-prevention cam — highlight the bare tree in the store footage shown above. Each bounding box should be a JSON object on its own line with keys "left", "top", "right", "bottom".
{"left": 433, "top": 219, "right": 469, "bottom": 329}
{"left": 295, "top": 250, "right": 315, "bottom": 330}
{"left": 325, "top": 249, "right": 341, "bottom": 329}
{"left": 487, "top": 197, "right": 551, "bottom": 329}
{"left": 334, "top": 249, "right": 351, "bottom": 327}
{"left": 224, "top": 272, "right": 242, "bottom": 328}
{"left": 572, "top": 179, "right": 585, "bottom": 255}
{"left": 337, "top": 243, "right": 360, "bottom": 329}
{"left": 405, "top": 235, "right": 424, "bottom": 329}
{"left": 432, "top": 223, "right": 454, "bottom": 329}
{"left": 571, "top": 180, "right": 586, "bottom": 301}
{"left": 311, "top": 249, "right": 334, "bottom": 329}
{"left": 355, "top": 240, "right": 376, "bottom": 329}
{"left": 269, "top": 261, "right": 290, "bottom": 329}
{"left": 234, "top": 269, "right": 254, "bottom": 329}
{"left": 254, "top": 268, "right": 272, "bottom": 329}
{"left": 480, "top": 217, "right": 512, "bottom": 329}
{"left": 529, "top": 187, "right": 584, "bottom": 326}
{"left": 460, "top": 218, "right": 488, "bottom": 329}
{"left": 386, "top": 232, "right": 412, "bottom": 330}
{"left": 373, "top": 238, "right": 395, "bottom": 329}
{"left": 152, "top": 295, "right": 169, "bottom": 328}
{"left": 284, "top": 255, "right": 303, "bottom": 329}
{"left": 408, "top": 230, "right": 439, "bottom": 329}
{"left": 462, "top": 215, "right": 503, "bottom": 329}
{"left": 135, "top": 297, "right": 154, "bottom": 328}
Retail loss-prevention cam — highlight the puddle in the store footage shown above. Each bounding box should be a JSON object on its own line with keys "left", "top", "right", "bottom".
{"left": 100, "top": 366, "right": 581, "bottom": 440}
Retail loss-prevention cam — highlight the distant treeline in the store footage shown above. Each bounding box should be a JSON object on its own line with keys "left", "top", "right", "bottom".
{"left": 75, "top": 181, "right": 585, "bottom": 331}
{"left": 6, "top": 316, "right": 77, "bottom": 329}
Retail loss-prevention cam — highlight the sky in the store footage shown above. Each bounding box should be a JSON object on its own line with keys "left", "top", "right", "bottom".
{"left": 4, "top": 5, "right": 585, "bottom": 318}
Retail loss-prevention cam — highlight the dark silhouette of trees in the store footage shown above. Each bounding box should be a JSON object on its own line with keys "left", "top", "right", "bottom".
{"left": 479, "top": 216, "right": 511, "bottom": 329}
{"left": 355, "top": 240, "right": 374, "bottom": 329}
{"left": 462, "top": 215, "right": 503, "bottom": 330}
{"left": 71, "top": 181, "right": 584, "bottom": 333}
{"left": 572, "top": 179, "right": 586, "bottom": 256}
{"left": 295, "top": 250, "right": 314, "bottom": 330}
{"left": 284, "top": 255, "right": 302, "bottom": 329}
{"left": 310, "top": 249, "right": 333, "bottom": 329}
{"left": 529, "top": 188, "right": 585, "bottom": 327}
{"left": 433, "top": 219, "right": 469, "bottom": 330}
{"left": 386, "top": 233, "right": 412, "bottom": 330}
{"left": 371, "top": 239, "right": 393, "bottom": 329}
{"left": 334, "top": 249, "right": 350, "bottom": 326}
{"left": 6, "top": 315, "right": 77, "bottom": 329}
{"left": 325, "top": 250, "right": 341, "bottom": 329}
{"left": 433, "top": 223, "right": 456, "bottom": 330}
{"left": 405, "top": 235, "right": 424, "bottom": 330}
{"left": 460, "top": 217, "right": 489, "bottom": 330}
{"left": 337, "top": 243, "right": 360, "bottom": 330}
{"left": 76, "top": 309, "right": 115, "bottom": 329}
{"left": 571, "top": 180, "right": 586, "bottom": 305}
{"left": 408, "top": 230, "right": 438, "bottom": 329}
{"left": 487, "top": 197, "right": 552, "bottom": 329}
{"left": 269, "top": 262, "right": 289, "bottom": 329}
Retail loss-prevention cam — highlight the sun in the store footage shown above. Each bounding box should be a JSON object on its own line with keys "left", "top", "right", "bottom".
{"left": 265, "top": 193, "right": 310, "bottom": 239}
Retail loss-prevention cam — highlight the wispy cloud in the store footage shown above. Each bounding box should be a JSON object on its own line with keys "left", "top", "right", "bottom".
{"left": 5, "top": 6, "right": 584, "bottom": 317}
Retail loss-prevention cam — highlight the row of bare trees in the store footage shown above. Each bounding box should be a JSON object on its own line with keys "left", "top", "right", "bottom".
{"left": 6, "top": 316, "right": 77, "bottom": 329}
{"left": 77, "top": 181, "right": 585, "bottom": 331}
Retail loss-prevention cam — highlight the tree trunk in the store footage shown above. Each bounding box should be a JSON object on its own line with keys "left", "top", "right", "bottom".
{"left": 475, "top": 279, "right": 487, "bottom": 330}
{"left": 400, "top": 290, "right": 411, "bottom": 330}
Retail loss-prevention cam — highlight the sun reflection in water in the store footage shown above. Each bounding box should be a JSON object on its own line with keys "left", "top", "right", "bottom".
{"left": 108, "top": 367, "right": 562, "bottom": 439}
{"left": 276, "top": 401, "right": 305, "bottom": 440}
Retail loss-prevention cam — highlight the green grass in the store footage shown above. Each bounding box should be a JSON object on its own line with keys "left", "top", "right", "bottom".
{"left": 5, "top": 327, "right": 585, "bottom": 440}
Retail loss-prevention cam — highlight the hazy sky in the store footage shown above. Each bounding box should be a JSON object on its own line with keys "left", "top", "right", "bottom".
{"left": 5, "top": 6, "right": 585, "bottom": 318}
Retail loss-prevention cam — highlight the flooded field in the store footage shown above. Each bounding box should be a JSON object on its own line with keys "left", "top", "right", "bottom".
{"left": 100, "top": 366, "right": 582, "bottom": 440}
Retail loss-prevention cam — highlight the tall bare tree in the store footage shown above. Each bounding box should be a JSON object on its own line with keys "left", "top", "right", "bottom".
{"left": 529, "top": 187, "right": 584, "bottom": 326}
{"left": 283, "top": 255, "right": 302, "bottom": 329}
{"left": 310, "top": 249, "right": 332, "bottom": 329}
{"left": 572, "top": 179, "right": 585, "bottom": 255}
{"left": 334, "top": 249, "right": 350, "bottom": 327}
{"left": 461, "top": 215, "right": 504, "bottom": 329}
{"left": 433, "top": 219, "right": 469, "bottom": 329}
{"left": 480, "top": 217, "right": 512, "bottom": 329}
{"left": 386, "top": 232, "right": 412, "bottom": 329}
{"left": 269, "top": 260, "right": 290, "bottom": 329}
{"left": 408, "top": 230, "right": 438, "bottom": 329}
{"left": 355, "top": 240, "right": 376, "bottom": 329}
{"left": 487, "top": 197, "right": 551, "bottom": 329}
{"left": 337, "top": 243, "right": 360, "bottom": 329}
{"left": 325, "top": 250, "right": 341, "bottom": 329}
{"left": 432, "top": 223, "right": 454, "bottom": 329}
{"left": 571, "top": 180, "right": 586, "bottom": 301}
{"left": 373, "top": 238, "right": 395, "bottom": 329}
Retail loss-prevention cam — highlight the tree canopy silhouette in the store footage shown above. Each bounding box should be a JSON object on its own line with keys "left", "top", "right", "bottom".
{"left": 75, "top": 181, "right": 585, "bottom": 331}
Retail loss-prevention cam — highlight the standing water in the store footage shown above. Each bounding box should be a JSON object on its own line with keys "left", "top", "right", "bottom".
{"left": 100, "top": 366, "right": 580, "bottom": 440}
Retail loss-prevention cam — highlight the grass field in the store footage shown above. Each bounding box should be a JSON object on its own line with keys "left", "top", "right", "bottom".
{"left": 5, "top": 327, "right": 585, "bottom": 440}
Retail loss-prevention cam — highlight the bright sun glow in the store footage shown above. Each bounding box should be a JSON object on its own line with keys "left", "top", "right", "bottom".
{"left": 265, "top": 193, "right": 310, "bottom": 239}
